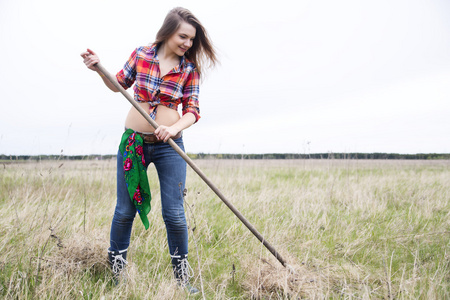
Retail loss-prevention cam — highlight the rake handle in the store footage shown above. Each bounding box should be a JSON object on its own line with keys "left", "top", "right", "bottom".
{"left": 95, "top": 63, "right": 287, "bottom": 267}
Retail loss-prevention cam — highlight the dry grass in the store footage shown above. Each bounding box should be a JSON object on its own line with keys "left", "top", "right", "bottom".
{"left": 0, "top": 158, "right": 449, "bottom": 299}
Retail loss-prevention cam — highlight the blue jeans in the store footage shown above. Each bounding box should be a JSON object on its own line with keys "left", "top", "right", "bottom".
{"left": 110, "top": 136, "right": 188, "bottom": 257}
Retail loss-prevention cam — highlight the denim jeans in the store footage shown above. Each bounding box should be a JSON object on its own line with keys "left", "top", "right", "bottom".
{"left": 109, "top": 136, "right": 188, "bottom": 256}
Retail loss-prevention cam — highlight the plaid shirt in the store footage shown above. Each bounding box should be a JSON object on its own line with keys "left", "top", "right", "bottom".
{"left": 116, "top": 44, "right": 200, "bottom": 122}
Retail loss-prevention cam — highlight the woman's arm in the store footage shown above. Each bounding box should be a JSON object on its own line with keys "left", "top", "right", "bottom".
{"left": 80, "top": 48, "right": 120, "bottom": 93}
{"left": 155, "top": 66, "right": 201, "bottom": 142}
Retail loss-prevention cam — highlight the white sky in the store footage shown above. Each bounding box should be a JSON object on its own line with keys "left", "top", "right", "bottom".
{"left": 1, "top": 0, "right": 449, "bottom": 155}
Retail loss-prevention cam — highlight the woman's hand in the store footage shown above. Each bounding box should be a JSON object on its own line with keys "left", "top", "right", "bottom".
{"left": 80, "top": 48, "right": 100, "bottom": 71}
{"left": 155, "top": 113, "right": 196, "bottom": 142}
{"left": 80, "top": 48, "right": 119, "bottom": 92}
{"left": 154, "top": 125, "right": 180, "bottom": 142}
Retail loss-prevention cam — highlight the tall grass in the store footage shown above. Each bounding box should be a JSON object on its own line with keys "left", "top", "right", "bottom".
{"left": 0, "top": 158, "right": 449, "bottom": 299}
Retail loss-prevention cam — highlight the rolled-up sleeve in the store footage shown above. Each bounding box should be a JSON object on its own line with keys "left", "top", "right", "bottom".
{"left": 182, "top": 69, "right": 201, "bottom": 123}
{"left": 116, "top": 48, "right": 138, "bottom": 89}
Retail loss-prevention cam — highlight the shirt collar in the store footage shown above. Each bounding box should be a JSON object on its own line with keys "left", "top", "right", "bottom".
{"left": 147, "top": 43, "right": 188, "bottom": 72}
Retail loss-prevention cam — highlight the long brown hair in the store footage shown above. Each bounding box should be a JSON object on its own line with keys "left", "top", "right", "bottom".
{"left": 154, "top": 7, "right": 218, "bottom": 77}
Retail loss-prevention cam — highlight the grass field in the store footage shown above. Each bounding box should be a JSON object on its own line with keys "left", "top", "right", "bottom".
{"left": 0, "top": 158, "right": 449, "bottom": 299}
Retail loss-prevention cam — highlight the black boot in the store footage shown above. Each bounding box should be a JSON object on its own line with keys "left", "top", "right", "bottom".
{"left": 108, "top": 248, "right": 128, "bottom": 284}
{"left": 171, "top": 254, "right": 199, "bottom": 294}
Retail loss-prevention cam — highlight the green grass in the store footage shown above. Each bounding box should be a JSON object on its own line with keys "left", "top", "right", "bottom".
{"left": 0, "top": 158, "right": 449, "bottom": 299}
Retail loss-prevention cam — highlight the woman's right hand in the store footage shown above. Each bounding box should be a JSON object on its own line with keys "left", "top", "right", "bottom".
{"left": 80, "top": 48, "right": 120, "bottom": 93}
{"left": 80, "top": 48, "right": 100, "bottom": 71}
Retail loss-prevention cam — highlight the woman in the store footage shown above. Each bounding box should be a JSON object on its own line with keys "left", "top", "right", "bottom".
{"left": 81, "top": 7, "right": 217, "bottom": 293}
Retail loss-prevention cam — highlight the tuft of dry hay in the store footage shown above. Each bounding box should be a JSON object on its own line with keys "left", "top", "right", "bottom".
{"left": 242, "top": 257, "right": 341, "bottom": 299}
{"left": 33, "top": 230, "right": 109, "bottom": 277}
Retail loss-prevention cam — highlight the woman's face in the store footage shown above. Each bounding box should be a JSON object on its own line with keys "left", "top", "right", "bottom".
{"left": 166, "top": 21, "right": 196, "bottom": 57}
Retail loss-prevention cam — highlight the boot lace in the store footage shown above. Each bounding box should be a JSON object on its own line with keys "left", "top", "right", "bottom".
{"left": 174, "top": 256, "right": 194, "bottom": 287}
{"left": 111, "top": 254, "right": 128, "bottom": 274}
{"left": 108, "top": 249, "right": 128, "bottom": 275}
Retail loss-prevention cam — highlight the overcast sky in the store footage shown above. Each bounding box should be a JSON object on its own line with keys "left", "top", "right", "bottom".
{"left": 1, "top": 0, "right": 449, "bottom": 155}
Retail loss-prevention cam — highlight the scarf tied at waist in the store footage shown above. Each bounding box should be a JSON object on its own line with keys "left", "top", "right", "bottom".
{"left": 119, "top": 128, "right": 152, "bottom": 229}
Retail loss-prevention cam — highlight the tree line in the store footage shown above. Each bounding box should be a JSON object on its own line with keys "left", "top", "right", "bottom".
{"left": 1, "top": 152, "right": 449, "bottom": 161}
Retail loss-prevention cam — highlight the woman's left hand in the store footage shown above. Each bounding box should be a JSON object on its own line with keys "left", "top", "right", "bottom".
{"left": 154, "top": 125, "right": 179, "bottom": 142}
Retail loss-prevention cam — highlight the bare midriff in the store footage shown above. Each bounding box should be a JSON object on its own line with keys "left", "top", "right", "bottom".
{"left": 124, "top": 102, "right": 180, "bottom": 133}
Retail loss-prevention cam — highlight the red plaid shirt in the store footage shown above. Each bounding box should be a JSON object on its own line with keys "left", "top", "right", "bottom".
{"left": 116, "top": 44, "right": 201, "bottom": 122}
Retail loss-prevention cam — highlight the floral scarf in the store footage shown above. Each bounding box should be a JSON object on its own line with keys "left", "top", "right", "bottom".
{"left": 119, "top": 129, "right": 151, "bottom": 229}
